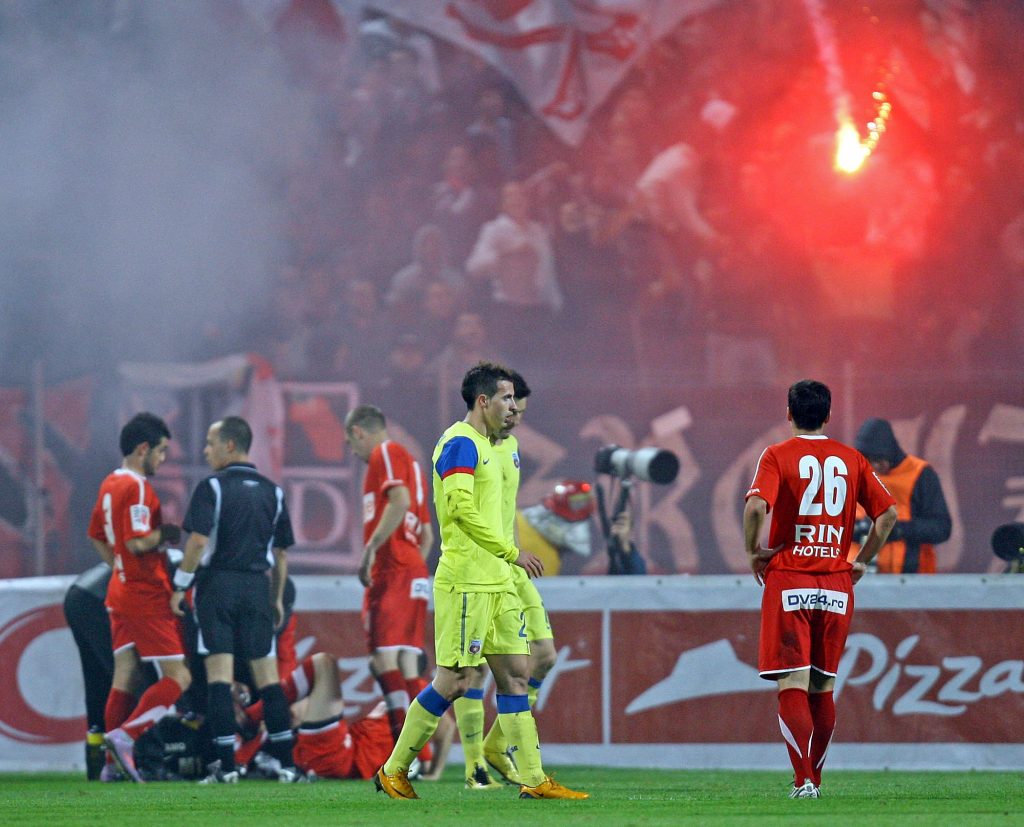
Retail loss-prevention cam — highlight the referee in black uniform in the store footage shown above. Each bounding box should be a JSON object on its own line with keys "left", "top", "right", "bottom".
{"left": 171, "top": 415, "right": 298, "bottom": 783}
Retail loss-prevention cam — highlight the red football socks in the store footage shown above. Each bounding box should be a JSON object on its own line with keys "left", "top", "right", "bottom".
{"left": 104, "top": 688, "right": 135, "bottom": 734}
{"left": 377, "top": 669, "right": 410, "bottom": 742}
{"left": 121, "top": 677, "right": 181, "bottom": 741}
{"left": 777, "top": 687, "right": 814, "bottom": 786}
{"left": 808, "top": 690, "right": 836, "bottom": 786}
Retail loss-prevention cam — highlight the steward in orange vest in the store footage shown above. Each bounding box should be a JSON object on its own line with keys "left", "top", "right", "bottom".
{"left": 852, "top": 418, "right": 952, "bottom": 573}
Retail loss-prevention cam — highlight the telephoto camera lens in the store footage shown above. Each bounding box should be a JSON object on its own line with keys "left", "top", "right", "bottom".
{"left": 594, "top": 444, "right": 679, "bottom": 484}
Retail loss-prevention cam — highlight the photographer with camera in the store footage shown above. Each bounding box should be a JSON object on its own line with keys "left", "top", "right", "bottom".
{"left": 851, "top": 418, "right": 952, "bottom": 574}
{"left": 594, "top": 444, "right": 679, "bottom": 575}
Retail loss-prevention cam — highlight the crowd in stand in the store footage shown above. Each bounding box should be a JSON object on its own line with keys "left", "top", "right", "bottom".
{"left": 197, "top": 3, "right": 1022, "bottom": 400}
{"left": 5, "top": 2, "right": 1024, "bottom": 395}
{"left": 4, "top": 1, "right": 1024, "bottom": 394}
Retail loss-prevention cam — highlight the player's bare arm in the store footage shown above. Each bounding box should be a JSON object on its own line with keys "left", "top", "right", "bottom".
{"left": 743, "top": 495, "right": 781, "bottom": 585}
{"left": 124, "top": 522, "right": 178, "bottom": 555}
{"left": 89, "top": 536, "right": 115, "bottom": 567}
{"left": 359, "top": 484, "right": 411, "bottom": 588}
{"left": 418, "top": 520, "right": 434, "bottom": 562}
{"left": 170, "top": 529, "right": 207, "bottom": 617}
{"left": 851, "top": 504, "right": 899, "bottom": 584}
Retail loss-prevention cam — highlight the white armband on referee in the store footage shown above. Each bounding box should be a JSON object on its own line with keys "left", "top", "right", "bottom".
{"left": 172, "top": 568, "right": 196, "bottom": 590}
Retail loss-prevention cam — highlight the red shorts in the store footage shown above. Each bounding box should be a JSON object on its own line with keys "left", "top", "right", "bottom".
{"left": 362, "top": 569, "right": 429, "bottom": 653}
{"left": 758, "top": 569, "right": 854, "bottom": 678}
{"left": 294, "top": 713, "right": 393, "bottom": 780}
{"left": 108, "top": 607, "right": 187, "bottom": 661}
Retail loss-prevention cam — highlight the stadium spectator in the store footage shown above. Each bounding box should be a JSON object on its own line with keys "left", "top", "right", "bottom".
{"left": 344, "top": 404, "right": 433, "bottom": 748}
{"left": 335, "top": 279, "right": 391, "bottom": 385}
{"left": 466, "top": 87, "right": 518, "bottom": 177}
{"left": 607, "top": 86, "right": 669, "bottom": 161}
{"left": 466, "top": 182, "right": 563, "bottom": 360}
{"left": 376, "top": 334, "right": 433, "bottom": 421}
{"left": 431, "top": 144, "right": 493, "bottom": 267}
{"left": 852, "top": 418, "right": 953, "bottom": 574}
{"left": 174, "top": 416, "right": 298, "bottom": 784}
{"left": 384, "top": 223, "right": 466, "bottom": 323}
{"left": 87, "top": 412, "right": 191, "bottom": 784}
{"left": 358, "top": 13, "right": 442, "bottom": 96}
{"left": 428, "top": 312, "right": 511, "bottom": 429}
{"left": 415, "top": 280, "right": 465, "bottom": 357}
{"left": 549, "top": 173, "right": 627, "bottom": 350}
{"left": 374, "top": 362, "right": 587, "bottom": 800}
{"left": 743, "top": 380, "right": 897, "bottom": 798}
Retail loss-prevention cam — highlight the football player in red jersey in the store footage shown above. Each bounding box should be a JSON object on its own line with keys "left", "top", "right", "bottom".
{"left": 239, "top": 651, "right": 454, "bottom": 781}
{"left": 88, "top": 412, "right": 191, "bottom": 782}
{"left": 744, "top": 380, "right": 896, "bottom": 799}
{"left": 344, "top": 405, "right": 433, "bottom": 748}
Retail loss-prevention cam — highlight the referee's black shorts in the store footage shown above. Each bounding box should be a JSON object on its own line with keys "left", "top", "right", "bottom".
{"left": 194, "top": 570, "right": 276, "bottom": 662}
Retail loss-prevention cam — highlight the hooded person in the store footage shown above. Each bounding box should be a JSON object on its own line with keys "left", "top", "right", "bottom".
{"left": 852, "top": 418, "right": 952, "bottom": 573}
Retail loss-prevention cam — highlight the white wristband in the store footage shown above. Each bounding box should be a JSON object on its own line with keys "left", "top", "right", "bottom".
{"left": 172, "top": 568, "right": 195, "bottom": 590}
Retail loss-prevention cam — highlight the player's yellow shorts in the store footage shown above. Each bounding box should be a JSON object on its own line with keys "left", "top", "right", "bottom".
{"left": 514, "top": 572, "right": 552, "bottom": 642}
{"left": 433, "top": 584, "right": 528, "bottom": 667}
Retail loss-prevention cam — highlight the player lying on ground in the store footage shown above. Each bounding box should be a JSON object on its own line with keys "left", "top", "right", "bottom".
{"left": 239, "top": 651, "right": 452, "bottom": 780}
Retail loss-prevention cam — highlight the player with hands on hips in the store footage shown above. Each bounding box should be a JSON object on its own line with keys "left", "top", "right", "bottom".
{"left": 744, "top": 380, "right": 896, "bottom": 799}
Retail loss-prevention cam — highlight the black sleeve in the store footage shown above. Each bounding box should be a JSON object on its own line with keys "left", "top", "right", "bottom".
{"left": 182, "top": 478, "right": 216, "bottom": 536}
{"left": 899, "top": 465, "right": 952, "bottom": 545}
{"left": 273, "top": 493, "right": 296, "bottom": 550}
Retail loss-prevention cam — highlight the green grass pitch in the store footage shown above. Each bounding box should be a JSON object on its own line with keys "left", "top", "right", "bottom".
{"left": 3, "top": 767, "right": 1022, "bottom": 825}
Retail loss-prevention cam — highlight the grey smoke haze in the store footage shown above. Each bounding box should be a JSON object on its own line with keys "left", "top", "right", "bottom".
{"left": 0, "top": 2, "right": 326, "bottom": 383}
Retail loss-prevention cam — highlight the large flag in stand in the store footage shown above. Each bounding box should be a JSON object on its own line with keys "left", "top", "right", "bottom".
{"left": 365, "top": 0, "right": 723, "bottom": 147}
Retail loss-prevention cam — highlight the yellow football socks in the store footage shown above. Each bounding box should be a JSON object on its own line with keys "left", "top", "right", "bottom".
{"left": 383, "top": 688, "right": 449, "bottom": 775}
{"left": 453, "top": 690, "right": 486, "bottom": 773}
{"left": 496, "top": 694, "right": 544, "bottom": 787}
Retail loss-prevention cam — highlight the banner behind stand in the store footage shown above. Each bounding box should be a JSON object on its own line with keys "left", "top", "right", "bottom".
{"left": 1, "top": 575, "right": 1022, "bottom": 772}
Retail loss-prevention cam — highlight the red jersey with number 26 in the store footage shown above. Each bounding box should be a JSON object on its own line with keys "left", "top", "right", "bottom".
{"left": 88, "top": 468, "right": 171, "bottom": 614}
{"left": 746, "top": 435, "right": 894, "bottom": 575}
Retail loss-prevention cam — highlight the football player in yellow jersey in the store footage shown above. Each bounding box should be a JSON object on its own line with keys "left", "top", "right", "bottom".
{"left": 375, "top": 362, "right": 587, "bottom": 801}
{"left": 452, "top": 371, "right": 561, "bottom": 788}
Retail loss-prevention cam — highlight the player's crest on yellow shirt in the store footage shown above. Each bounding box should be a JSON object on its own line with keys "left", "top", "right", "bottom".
{"left": 469, "top": 638, "right": 482, "bottom": 655}
{"left": 512, "top": 451, "right": 520, "bottom": 468}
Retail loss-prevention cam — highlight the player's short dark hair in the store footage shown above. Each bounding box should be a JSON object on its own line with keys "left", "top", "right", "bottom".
{"left": 788, "top": 379, "right": 832, "bottom": 430}
{"left": 119, "top": 412, "right": 171, "bottom": 457}
{"left": 346, "top": 404, "right": 386, "bottom": 433}
{"left": 508, "top": 369, "right": 531, "bottom": 401}
{"left": 460, "top": 361, "right": 513, "bottom": 410}
{"left": 217, "top": 416, "right": 252, "bottom": 453}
